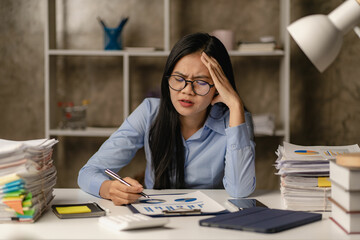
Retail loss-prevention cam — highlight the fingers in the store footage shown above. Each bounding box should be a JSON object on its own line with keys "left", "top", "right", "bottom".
{"left": 201, "top": 52, "right": 227, "bottom": 87}
{"left": 123, "top": 177, "right": 143, "bottom": 189}
{"left": 107, "top": 178, "right": 145, "bottom": 206}
{"left": 201, "top": 52, "right": 242, "bottom": 110}
{"left": 201, "top": 52, "right": 225, "bottom": 76}
{"left": 201, "top": 52, "right": 231, "bottom": 91}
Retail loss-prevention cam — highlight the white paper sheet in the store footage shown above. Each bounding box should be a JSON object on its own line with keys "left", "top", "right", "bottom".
{"left": 130, "top": 191, "right": 226, "bottom": 215}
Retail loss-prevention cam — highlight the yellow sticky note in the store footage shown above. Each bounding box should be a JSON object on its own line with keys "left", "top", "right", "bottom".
{"left": 318, "top": 177, "right": 331, "bottom": 187}
{"left": 56, "top": 206, "right": 91, "bottom": 214}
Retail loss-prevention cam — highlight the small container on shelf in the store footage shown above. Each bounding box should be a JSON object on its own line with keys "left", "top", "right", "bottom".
{"left": 98, "top": 16, "right": 128, "bottom": 50}
{"left": 58, "top": 100, "right": 89, "bottom": 130}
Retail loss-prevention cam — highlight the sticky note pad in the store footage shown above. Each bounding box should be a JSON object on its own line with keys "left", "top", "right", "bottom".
{"left": 318, "top": 177, "right": 331, "bottom": 187}
{"left": 56, "top": 206, "right": 91, "bottom": 214}
{"left": 52, "top": 202, "right": 106, "bottom": 219}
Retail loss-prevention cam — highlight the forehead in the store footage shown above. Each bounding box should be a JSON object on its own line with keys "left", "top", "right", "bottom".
{"left": 173, "top": 53, "right": 210, "bottom": 77}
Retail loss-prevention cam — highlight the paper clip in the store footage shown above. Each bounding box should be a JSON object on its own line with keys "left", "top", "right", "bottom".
{"left": 162, "top": 209, "right": 202, "bottom": 216}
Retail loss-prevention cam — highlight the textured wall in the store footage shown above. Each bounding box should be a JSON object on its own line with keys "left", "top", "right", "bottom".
{"left": 0, "top": 0, "right": 359, "bottom": 189}
{"left": 0, "top": 1, "right": 45, "bottom": 140}
{"left": 290, "top": 0, "right": 360, "bottom": 147}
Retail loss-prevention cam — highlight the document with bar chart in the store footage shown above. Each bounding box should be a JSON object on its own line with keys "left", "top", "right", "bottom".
{"left": 129, "top": 191, "right": 226, "bottom": 216}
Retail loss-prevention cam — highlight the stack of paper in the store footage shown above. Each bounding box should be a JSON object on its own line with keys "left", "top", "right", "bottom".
{"left": 275, "top": 142, "right": 360, "bottom": 211}
{"left": 329, "top": 154, "right": 360, "bottom": 234}
{"left": 253, "top": 114, "right": 275, "bottom": 136}
{"left": 0, "top": 138, "right": 58, "bottom": 222}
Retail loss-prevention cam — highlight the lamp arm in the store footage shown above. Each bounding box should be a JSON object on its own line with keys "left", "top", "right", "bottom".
{"left": 328, "top": 0, "right": 360, "bottom": 34}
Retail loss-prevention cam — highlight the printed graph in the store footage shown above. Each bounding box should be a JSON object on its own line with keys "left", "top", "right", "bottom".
{"left": 322, "top": 149, "right": 349, "bottom": 157}
{"left": 294, "top": 150, "right": 319, "bottom": 155}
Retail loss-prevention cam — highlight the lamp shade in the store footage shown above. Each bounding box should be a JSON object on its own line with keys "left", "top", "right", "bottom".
{"left": 287, "top": 0, "right": 360, "bottom": 72}
{"left": 287, "top": 15, "right": 342, "bottom": 72}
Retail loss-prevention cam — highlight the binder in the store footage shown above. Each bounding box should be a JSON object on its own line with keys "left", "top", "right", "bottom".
{"left": 199, "top": 207, "right": 322, "bottom": 233}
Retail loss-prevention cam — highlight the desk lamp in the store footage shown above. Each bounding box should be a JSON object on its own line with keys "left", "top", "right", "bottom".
{"left": 287, "top": 0, "right": 360, "bottom": 72}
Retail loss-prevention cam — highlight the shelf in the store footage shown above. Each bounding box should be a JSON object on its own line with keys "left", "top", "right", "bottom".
{"left": 254, "top": 129, "right": 286, "bottom": 138}
{"left": 48, "top": 49, "right": 284, "bottom": 57}
{"left": 49, "top": 127, "right": 117, "bottom": 137}
{"left": 228, "top": 50, "right": 285, "bottom": 56}
{"left": 274, "top": 129, "right": 285, "bottom": 136}
{"left": 48, "top": 49, "right": 170, "bottom": 57}
{"left": 45, "top": 0, "right": 290, "bottom": 143}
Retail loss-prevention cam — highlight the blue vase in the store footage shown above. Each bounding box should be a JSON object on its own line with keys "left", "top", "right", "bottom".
{"left": 99, "top": 17, "right": 128, "bottom": 50}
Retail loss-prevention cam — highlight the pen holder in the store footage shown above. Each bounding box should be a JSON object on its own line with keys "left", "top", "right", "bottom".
{"left": 103, "top": 27, "right": 123, "bottom": 50}
{"left": 99, "top": 17, "right": 128, "bottom": 50}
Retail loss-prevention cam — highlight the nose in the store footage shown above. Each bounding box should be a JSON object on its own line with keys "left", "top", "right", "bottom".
{"left": 181, "top": 81, "right": 195, "bottom": 95}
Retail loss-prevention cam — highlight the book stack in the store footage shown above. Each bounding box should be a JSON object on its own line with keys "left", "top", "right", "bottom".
{"left": 238, "top": 41, "right": 276, "bottom": 52}
{"left": 0, "top": 138, "right": 58, "bottom": 222}
{"left": 329, "top": 153, "right": 360, "bottom": 234}
{"left": 252, "top": 113, "right": 275, "bottom": 136}
{"left": 275, "top": 142, "right": 360, "bottom": 211}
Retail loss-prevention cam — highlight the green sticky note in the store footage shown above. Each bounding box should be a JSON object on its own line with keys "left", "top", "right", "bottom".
{"left": 17, "top": 208, "right": 35, "bottom": 217}
{"left": 4, "top": 189, "right": 25, "bottom": 197}
{"left": 56, "top": 206, "right": 91, "bottom": 214}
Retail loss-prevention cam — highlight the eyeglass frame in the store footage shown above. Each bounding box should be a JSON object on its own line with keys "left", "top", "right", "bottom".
{"left": 167, "top": 75, "right": 215, "bottom": 96}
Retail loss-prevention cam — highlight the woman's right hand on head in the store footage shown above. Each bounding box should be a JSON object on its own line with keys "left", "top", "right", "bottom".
{"left": 99, "top": 177, "right": 144, "bottom": 206}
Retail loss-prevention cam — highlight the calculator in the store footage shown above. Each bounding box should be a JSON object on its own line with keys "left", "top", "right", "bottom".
{"left": 99, "top": 214, "right": 169, "bottom": 231}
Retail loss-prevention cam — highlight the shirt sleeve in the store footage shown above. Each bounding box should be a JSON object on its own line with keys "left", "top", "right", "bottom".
{"left": 77, "top": 99, "right": 155, "bottom": 197}
{"left": 223, "top": 111, "right": 256, "bottom": 198}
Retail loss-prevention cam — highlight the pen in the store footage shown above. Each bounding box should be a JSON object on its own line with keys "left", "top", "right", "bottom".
{"left": 97, "top": 16, "right": 107, "bottom": 28}
{"left": 105, "top": 169, "right": 150, "bottom": 198}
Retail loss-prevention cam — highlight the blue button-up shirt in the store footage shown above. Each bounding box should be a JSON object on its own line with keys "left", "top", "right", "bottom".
{"left": 78, "top": 98, "right": 256, "bottom": 198}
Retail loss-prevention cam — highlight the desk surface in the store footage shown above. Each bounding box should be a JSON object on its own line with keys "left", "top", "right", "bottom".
{"left": 0, "top": 188, "right": 358, "bottom": 240}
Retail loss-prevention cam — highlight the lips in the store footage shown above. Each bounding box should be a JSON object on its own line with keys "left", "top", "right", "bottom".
{"left": 179, "top": 99, "right": 194, "bottom": 107}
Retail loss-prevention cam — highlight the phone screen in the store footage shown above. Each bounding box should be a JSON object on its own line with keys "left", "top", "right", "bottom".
{"left": 228, "top": 198, "right": 267, "bottom": 210}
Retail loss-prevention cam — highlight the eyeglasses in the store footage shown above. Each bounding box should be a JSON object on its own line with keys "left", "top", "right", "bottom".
{"left": 167, "top": 75, "right": 214, "bottom": 96}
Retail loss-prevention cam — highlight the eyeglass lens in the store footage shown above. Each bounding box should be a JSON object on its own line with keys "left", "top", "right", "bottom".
{"left": 168, "top": 75, "right": 211, "bottom": 96}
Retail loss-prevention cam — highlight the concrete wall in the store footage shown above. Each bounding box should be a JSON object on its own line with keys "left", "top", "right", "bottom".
{"left": 0, "top": 0, "right": 359, "bottom": 189}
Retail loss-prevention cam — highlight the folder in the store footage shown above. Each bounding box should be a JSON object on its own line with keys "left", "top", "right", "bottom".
{"left": 199, "top": 207, "right": 322, "bottom": 233}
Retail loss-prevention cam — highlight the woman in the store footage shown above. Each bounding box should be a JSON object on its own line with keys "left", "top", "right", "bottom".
{"left": 78, "top": 32, "right": 256, "bottom": 205}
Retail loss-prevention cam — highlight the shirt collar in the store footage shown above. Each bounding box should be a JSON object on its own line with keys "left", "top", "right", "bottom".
{"left": 203, "top": 103, "right": 228, "bottom": 136}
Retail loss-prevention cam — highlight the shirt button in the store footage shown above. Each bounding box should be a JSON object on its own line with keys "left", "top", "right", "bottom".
{"left": 231, "top": 144, "right": 237, "bottom": 149}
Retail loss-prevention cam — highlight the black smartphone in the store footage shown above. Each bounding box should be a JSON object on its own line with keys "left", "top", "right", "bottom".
{"left": 228, "top": 198, "right": 267, "bottom": 210}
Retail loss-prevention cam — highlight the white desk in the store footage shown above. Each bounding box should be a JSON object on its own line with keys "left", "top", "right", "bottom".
{"left": 0, "top": 188, "right": 358, "bottom": 240}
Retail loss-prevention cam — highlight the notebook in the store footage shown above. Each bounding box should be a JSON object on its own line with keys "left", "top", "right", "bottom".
{"left": 199, "top": 207, "right": 322, "bottom": 233}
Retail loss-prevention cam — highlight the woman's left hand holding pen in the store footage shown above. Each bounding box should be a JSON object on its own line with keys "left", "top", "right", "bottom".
{"left": 99, "top": 177, "right": 144, "bottom": 205}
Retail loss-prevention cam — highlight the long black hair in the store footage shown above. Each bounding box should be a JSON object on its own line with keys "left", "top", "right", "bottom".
{"left": 149, "top": 32, "right": 238, "bottom": 189}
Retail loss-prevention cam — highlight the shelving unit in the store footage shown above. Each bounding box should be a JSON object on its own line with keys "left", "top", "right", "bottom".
{"left": 44, "top": 0, "right": 290, "bottom": 141}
